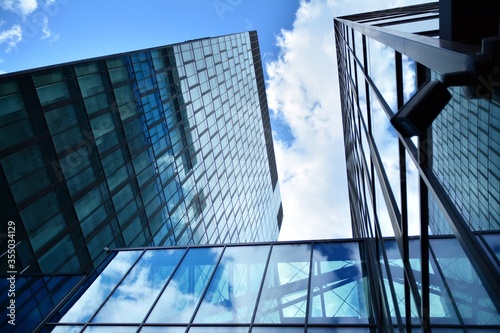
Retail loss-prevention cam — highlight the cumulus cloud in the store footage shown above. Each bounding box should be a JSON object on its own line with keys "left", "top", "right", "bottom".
{"left": 267, "top": 0, "right": 429, "bottom": 240}
{"left": 1, "top": 0, "right": 38, "bottom": 17}
{"left": 0, "top": 23, "right": 22, "bottom": 52}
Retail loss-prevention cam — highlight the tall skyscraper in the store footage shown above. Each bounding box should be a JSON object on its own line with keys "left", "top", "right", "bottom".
{"left": 0, "top": 31, "right": 282, "bottom": 276}
{"left": 335, "top": 1, "right": 499, "bottom": 331}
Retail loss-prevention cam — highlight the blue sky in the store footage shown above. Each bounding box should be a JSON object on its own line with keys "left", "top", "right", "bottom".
{"left": 0, "top": 0, "right": 298, "bottom": 75}
{"left": 0, "top": 0, "right": 428, "bottom": 241}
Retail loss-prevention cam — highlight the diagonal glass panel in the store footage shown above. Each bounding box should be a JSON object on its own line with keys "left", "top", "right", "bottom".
{"left": 59, "top": 251, "right": 142, "bottom": 323}
{"left": 189, "top": 326, "right": 248, "bottom": 333}
{"left": 139, "top": 327, "right": 187, "bottom": 333}
{"left": 49, "top": 326, "right": 83, "bottom": 333}
{"left": 146, "top": 247, "right": 223, "bottom": 323}
{"left": 193, "top": 245, "right": 270, "bottom": 323}
{"left": 251, "top": 327, "right": 304, "bottom": 333}
{"left": 92, "top": 249, "right": 185, "bottom": 323}
{"left": 254, "top": 244, "right": 311, "bottom": 324}
{"left": 431, "top": 238, "right": 500, "bottom": 325}
{"left": 82, "top": 326, "right": 138, "bottom": 333}
{"left": 309, "top": 242, "right": 369, "bottom": 324}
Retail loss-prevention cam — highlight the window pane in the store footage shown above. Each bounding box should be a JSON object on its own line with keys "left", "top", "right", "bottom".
{"left": 309, "top": 242, "right": 369, "bottom": 324}
{"left": 93, "top": 249, "right": 185, "bottom": 323}
{"left": 431, "top": 238, "right": 500, "bottom": 325}
{"left": 254, "top": 244, "right": 311, "bottom": 324}
{"left": 59, "top": 250, "right": 142, "bottom": 323}
{"left": 146, "top": 247, "right": 223, "bottom": 323}
{"left": 194, "top": 245, "right": 270, "bottom": 323}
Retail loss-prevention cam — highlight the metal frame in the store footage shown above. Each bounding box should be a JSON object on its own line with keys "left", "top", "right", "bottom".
{"left": 334, "top": 3, "right": 500, "bottom": 331}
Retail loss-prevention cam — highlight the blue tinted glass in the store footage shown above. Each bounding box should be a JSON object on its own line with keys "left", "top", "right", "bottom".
{"left": 482, "top": 234, "right": 500, "bottom": 260}
{"left": 431, "top": 238, "right": 500, "bottom": 325}
{"left": 146, "top": 247, "right": 223, "bottom": 323}
{"left": 251, "top": 327, "right": 304, "bottom": 333}
{"left": 309, "top": 242, "right": 369, "bottom": 324}
{"left": 189, "top": 327, "right": 248, "bottom": 333}
{"left": 139, "top": 328, "right": 186, "bottom": 333}
{"left": 59, "top": 251, "right": 142, "bottom": 323}
{"left": 254, "top": 244, "right": 311, "bottom": 324}
{"left": 194, "top": 245, "right": 270, "bottom": 323}
{"left": 50, "top": 326, "right": 83, "bottom": 333}
{"left": 307, "top": 329, "right": 372, "bottom": 333}
{"left": 92, "top": 249, "right": 185, "bottom": 323}
{"left": 82, "top": 327, "right": 138, "bottom": 333}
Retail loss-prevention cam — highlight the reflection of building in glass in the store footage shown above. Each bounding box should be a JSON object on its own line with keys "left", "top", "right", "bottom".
{"left": 335, "top": 1, "right": 500, "bottom": 332}
{"left": 0, "top": 31, "right": 282, "bottom": 276}
{"left": 29, "top": 235, "right": 500, "bottom": 332}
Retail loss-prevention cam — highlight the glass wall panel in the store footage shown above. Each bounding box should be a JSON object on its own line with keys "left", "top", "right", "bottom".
{"left": 92, "top": 249, "right": 185, "bottom": 323}
{"left": 309, "top": 242, "right": 369, "bottom": 324}
{"left": 481, "top": 234, "right": 500, "bottom": 260}
{"left": 251, "top": 327, "right": 304, "bottom": 333}
{"left": 82, "top": 327, "right": 138, "bottom": 333}
{"left": 307, "top": 328, "right": 372, "bottom": 333}
{"left": 59, "top": 251, "right": 142, "bottom": 323}
{"left": 430, "top": 238, "right": 500, "bottom": 325}
{"left": 139, "top": 328, "right": 187, "bottom": 333}
{"left": 194, "top": 245, "right": 270, "bottom": 323}
{"left": 146, "top": 247, "right": 223, "bottom": 323}
{"left": 254, "top": 244, "right": 311, "bottom": 324}
{"left": 189, "top": 327, "right": 248, "bottom": 333}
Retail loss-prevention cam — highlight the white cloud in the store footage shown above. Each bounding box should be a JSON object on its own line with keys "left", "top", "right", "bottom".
{"left": 40, "top": 15, "right": 59, "bottom": 42}
{"left": 0, "top": 24, "right": 22, "bottom": 52}
{"left": 267, "top": 0, "right": 430, "bottom": 241}
{"left": 1, "top": 0, "right": 39, "bottom": 17}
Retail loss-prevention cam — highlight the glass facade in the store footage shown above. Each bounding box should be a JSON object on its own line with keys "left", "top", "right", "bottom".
{"left": 335, "top": 1, "right": 500, "bottom": 332}
{"left": 0, "top": 31, "right": 282, "bottom": 275}
{"left": 34, "top": 235, "right": 500, "bottom": 332}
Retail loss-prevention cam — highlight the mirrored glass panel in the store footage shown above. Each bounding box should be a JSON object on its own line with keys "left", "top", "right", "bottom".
{"left": 59, "top": 251, "right": 142, "bottom": 323}
{"left": 146, "top": 247, "right": 223, "bottom": 323}
{"left": 431, "top": 238, "right": 500, "bottom": 325}
{"left": 251, "top": 327, "right": 304, "bottom": 333}
{"left": 194, "top": 245, "right": 271, "bottom": 323}
{"left": 254, "top": 244, "right": 311, "bottom": 324}
{"left": 82, "top": 326, "right": 139, "bottom": 333}
{"left": 189, "top": 326, "right": 248, "bottom": 333}
{"left": 92, "top": 249, "right": 185, "bottom": 323}
{"left": 309, "top": 242, "right": 369, "bottom": 324}
{"left": 139, "top": 327, "right": 187, "bottom": 333}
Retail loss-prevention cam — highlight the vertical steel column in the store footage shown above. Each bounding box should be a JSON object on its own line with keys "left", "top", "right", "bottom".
{"left": 395, "top": 51, "right": 412, "bottom": 332}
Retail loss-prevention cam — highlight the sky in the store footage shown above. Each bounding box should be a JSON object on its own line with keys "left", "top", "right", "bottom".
{"left": 0, "top": 0, "right": 430, "bottom": 241}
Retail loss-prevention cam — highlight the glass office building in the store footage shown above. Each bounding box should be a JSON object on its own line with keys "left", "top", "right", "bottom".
{"left": 0, "top": 31, "right": 282, "bottom": 276}
{"left": 335, "top": 1, "right": 500, "bottom": 332}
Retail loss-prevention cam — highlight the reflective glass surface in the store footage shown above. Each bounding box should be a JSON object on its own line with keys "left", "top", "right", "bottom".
{"left": 309, "top": 242, "right": 369, "bottom": 324}
{"left": 254, "top": 244, "right": 311, "bottom": 324}
{"left": 194, "top": 245, "right": 270, "bottom": 323}
{"left": 146, "top": 247, "right": 223, "bottom": 323}
{"left": 59, "top": 251, "right": 142, "bottom": 323}
{"left": 92, "top": 249, "right": 185, "bottom": 323}
{"left": 0, "top": 31, "right": 281, "bottom": 277}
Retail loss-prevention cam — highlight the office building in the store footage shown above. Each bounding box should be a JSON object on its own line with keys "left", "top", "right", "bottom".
{"left": 335, "top": 1, "right": 499, "bottom": 331}
{"left": 0, "top": 31, "right": 282, "bottom": 276}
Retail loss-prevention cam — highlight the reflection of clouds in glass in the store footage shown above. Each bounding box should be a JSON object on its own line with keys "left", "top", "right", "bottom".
{"left": 309, "top": 243, "right": 369, "bottom": 322}
{"left": 51, "top": 326, "right": 83, "bottom": 333}
{"left": 92, "top": 249, "right": 185, "bottom": 323}
{"left": 194, "top": 246, "right": 270, "bottom": 323}
{"left": 255, "top": 244, "right": 311, "bottom": 323}
{"left": 83, "top": 326, "right": 138, "bottom": 333}
{"left": 60, "top": 251, "right": 142, "bottom": 323}
{"left": 147, "top": 280, "right": 199, "bottom": 323}
{"left": 146, "top": 247, "right": 222, "bottom": 323}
